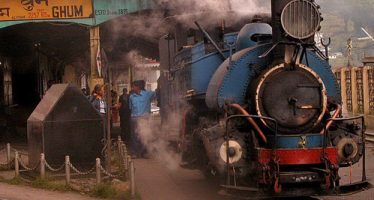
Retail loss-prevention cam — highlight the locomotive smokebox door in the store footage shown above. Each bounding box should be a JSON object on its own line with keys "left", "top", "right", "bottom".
{"left": 254, "top": 63, "right": 327, "bottom": 134}
{"left": 27, "top": 84, "right": 104, "bottom": 167}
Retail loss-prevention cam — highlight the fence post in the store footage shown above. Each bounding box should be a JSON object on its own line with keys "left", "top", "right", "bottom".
{"left": 118, "top": 140, "right": 123, "bottom": 168}
{"left": 125, "top": 154, "right": 130, "bottom": 178}
{"left": 65, "top": 156, "right": 70, "bottom": 185}
{"left": 14, "top": 151, "right": 19, "bottom": 178}
{"left": 40, "top": 153, "right": 45, "bottom": 180}
{"left": 6, "top": 143, "right": 11, "bottom": 164}
{"left": 122, "top": 144, "right": 129, "bottom": 178}
{"left": 96, "top": 158, "right": 101, "bottom": 184}
{"left": 123, "top": 145, "right": 128, "bottom": 164}
{"left": 130, "top": 161, "right": 135, "bottom": 198}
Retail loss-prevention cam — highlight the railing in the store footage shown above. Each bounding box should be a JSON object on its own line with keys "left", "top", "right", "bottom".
{"left": 334, "top": 71, "right": 341, "bottom": 89}
{"left": 325, "top": 116, "right": 366, "bottom": 183}
{"left": 356, "top": 69, "right": 364, "bottom": 114}
{"left": 345, "top": 69, "right": 353, "bottom": 112}
{"left": 369, "top": 68, "right": 374, "bottom": 115}
{"left": 0, "top": 136, "right": 136, "bottom": 197}
{"left": 333, "top": 66, "right": 374, "bottom": 129}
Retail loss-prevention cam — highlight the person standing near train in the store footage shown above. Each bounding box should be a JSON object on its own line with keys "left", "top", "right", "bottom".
{"left": 90, "top": 84, "right": 107, "bottom": 118}
{"left": 119, "top": 88, "right": 131, "bottom": 143}
{"left": 129, "top": 80, "right": 156, "bottom": 158}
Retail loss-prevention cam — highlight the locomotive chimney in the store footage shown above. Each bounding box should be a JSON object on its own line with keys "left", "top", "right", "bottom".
{"left": 271, "top": 0, "right": 290, "bottom": 45}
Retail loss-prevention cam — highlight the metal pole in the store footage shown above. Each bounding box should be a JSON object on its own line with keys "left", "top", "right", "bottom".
{"left": 194, "top": 21, "right": 226, "bottom": 60}
{"left": 65, "top": 156, "right": 70, "bottom": 185}
{"left": 106, "top": 63, "right": 112, "bottom": 173}
{"left": 362, "top": 116, "right": 366, "bottom": 182}
{"left": 40, "top": 153, "right": 45, "bottom": 180}
{"left": 6, "top": 143, "right": 10, "bottom": 164}
{"left": 14, "top": 151, "right": 19, "bottom": 178}
{"left": 130, "top": 161, "right": 135, "bottom": 198}
{"left": 96, "top": 158, "right": 101, "bottom": 184}
{"left": 89, "top": 26, "right": 100, "bottom": 88}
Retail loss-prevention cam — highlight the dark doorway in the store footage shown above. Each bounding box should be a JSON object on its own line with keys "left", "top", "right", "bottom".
{"left": 0, "top": 22, "right": 89, "bottom": 142}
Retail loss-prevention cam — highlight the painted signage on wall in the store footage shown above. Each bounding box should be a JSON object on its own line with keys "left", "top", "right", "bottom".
{"left": 0, "top": 0, "right": 93, "bottom": 21}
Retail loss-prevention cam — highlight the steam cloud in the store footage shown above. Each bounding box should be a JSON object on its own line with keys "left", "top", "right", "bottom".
{"left": 124, "top": 50, "right": 142, "bottom": 66}
{"left": 108, "top": 0, "right": 270, "bottom": 41}
{"left": 158, "top": 0, "right": 269, "bottom": 15}
{"left": 115, "top": 0, "right": 270, "bottom": 170}
{"left": 135, "top": 118, "right": 181, "bottom": 171}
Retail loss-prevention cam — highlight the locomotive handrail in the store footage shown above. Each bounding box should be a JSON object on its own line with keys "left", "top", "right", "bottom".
{"left": 224, "top": 114, "right": 278, "bottom": 186}
{"left": 225, "top": 114, "right": 278, "bottom": 149}
{"left": 324, "top": 115, "right": 366, "bottom": 182}
{"left": 326, "top": 115, "right": 365, "bottom": 122}
{"left": 227, "top": 104, "right": 268, "bottom": 144}
{"left": 320, "top": 104, "right": 342, "bottom": 134}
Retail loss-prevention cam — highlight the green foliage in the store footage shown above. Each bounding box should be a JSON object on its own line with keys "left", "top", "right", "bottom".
{"left": 8, "top": 177, "right": 22, "bottom": 185}
{"left": 91, "top": 183, "right": 118, "bottom": 199}
{"left": 31, "top": 178, "right": 71, "bottom": 192}
{"left": 117, "top": 191, "right": 142, "bottom": 200}
{"left": 91, "top": 183, "right": 140, "bottom": 200}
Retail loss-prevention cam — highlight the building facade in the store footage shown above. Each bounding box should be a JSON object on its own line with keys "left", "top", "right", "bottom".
{"left": 334, "top": 66, "right": 374, "bottom": 129}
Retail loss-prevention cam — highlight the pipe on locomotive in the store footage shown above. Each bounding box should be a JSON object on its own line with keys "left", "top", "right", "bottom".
{"left": 194, "top": 21, "right": 227, "bottom": 61}
{"left": 320, "top": 104, "right": 342, "bottom": 134}
{"left": 228, "top": 104, "right": 267, "bottom": 143}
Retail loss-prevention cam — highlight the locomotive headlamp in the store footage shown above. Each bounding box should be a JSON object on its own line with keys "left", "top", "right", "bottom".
{"left": 219, "top": 140, "right": 243, "bottom": 164}
{"left": 281, "top": 0, "right": 321, "bottom": 40}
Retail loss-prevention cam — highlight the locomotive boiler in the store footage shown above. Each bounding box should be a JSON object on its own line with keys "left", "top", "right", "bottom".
{"left": 159, "top": 0, "right": 368, "bottom": 197}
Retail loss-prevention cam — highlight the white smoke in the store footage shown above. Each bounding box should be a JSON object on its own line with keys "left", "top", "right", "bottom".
{"left": 108, "top": 0, "right": 270, "bottom": 41}
{"left": 163, "top": 0, "right": 270, "bottom": 29}
{"left": 113, "top": 0, "right": 270, "bottom": 170}
{"left": 135, "top": 117, "right": 181, "bottom": 171}
{"left": 109, "top": 11, "right": 170, "bottom": 42}
{"left": 124, "top": 50, "right": 141, "bottom": 65}
{"left": 161, "top": 0, "right": 269, "bottom": 15}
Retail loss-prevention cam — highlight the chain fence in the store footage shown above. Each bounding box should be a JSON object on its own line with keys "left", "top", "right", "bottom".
{"left": 0, "top": 137, "right": 135, "bottom": 197}
{"left": 99, "top": 164, "right": 120, "bottom": 178}
{"left": 0, "top": 144, "right": 13, "bottom": 168}
{"left": 69, "top": 162, "right": 96, "bottom": 176}
{"left": 0, "top": 158, "right": 14, "bottom": 168}
{"left": 45, "top": 160, "right": 65, "bottom": 172}
{"left": 18, "top": 156, "right": 39, "bottom": 171}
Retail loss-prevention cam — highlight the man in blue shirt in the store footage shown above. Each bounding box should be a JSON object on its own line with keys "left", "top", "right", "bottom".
{"left": 129, "top": 80, "right": 156, "bottom": 158}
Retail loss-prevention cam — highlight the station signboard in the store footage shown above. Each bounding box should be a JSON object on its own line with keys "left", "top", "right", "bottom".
{"left": 0, "top": 0, "right": 93, "bottom": 21}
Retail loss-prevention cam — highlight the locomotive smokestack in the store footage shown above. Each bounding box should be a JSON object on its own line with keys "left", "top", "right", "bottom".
{"left": 271, "top": 0, "right": 290, "bottom": 45}
{"left": 271, "top": 0, "right": 291, "bottom": 61}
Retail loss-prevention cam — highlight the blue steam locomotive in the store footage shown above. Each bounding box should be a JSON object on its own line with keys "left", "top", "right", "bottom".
{"left": 158, "top": 0, "right": 368, "bottom": 197}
